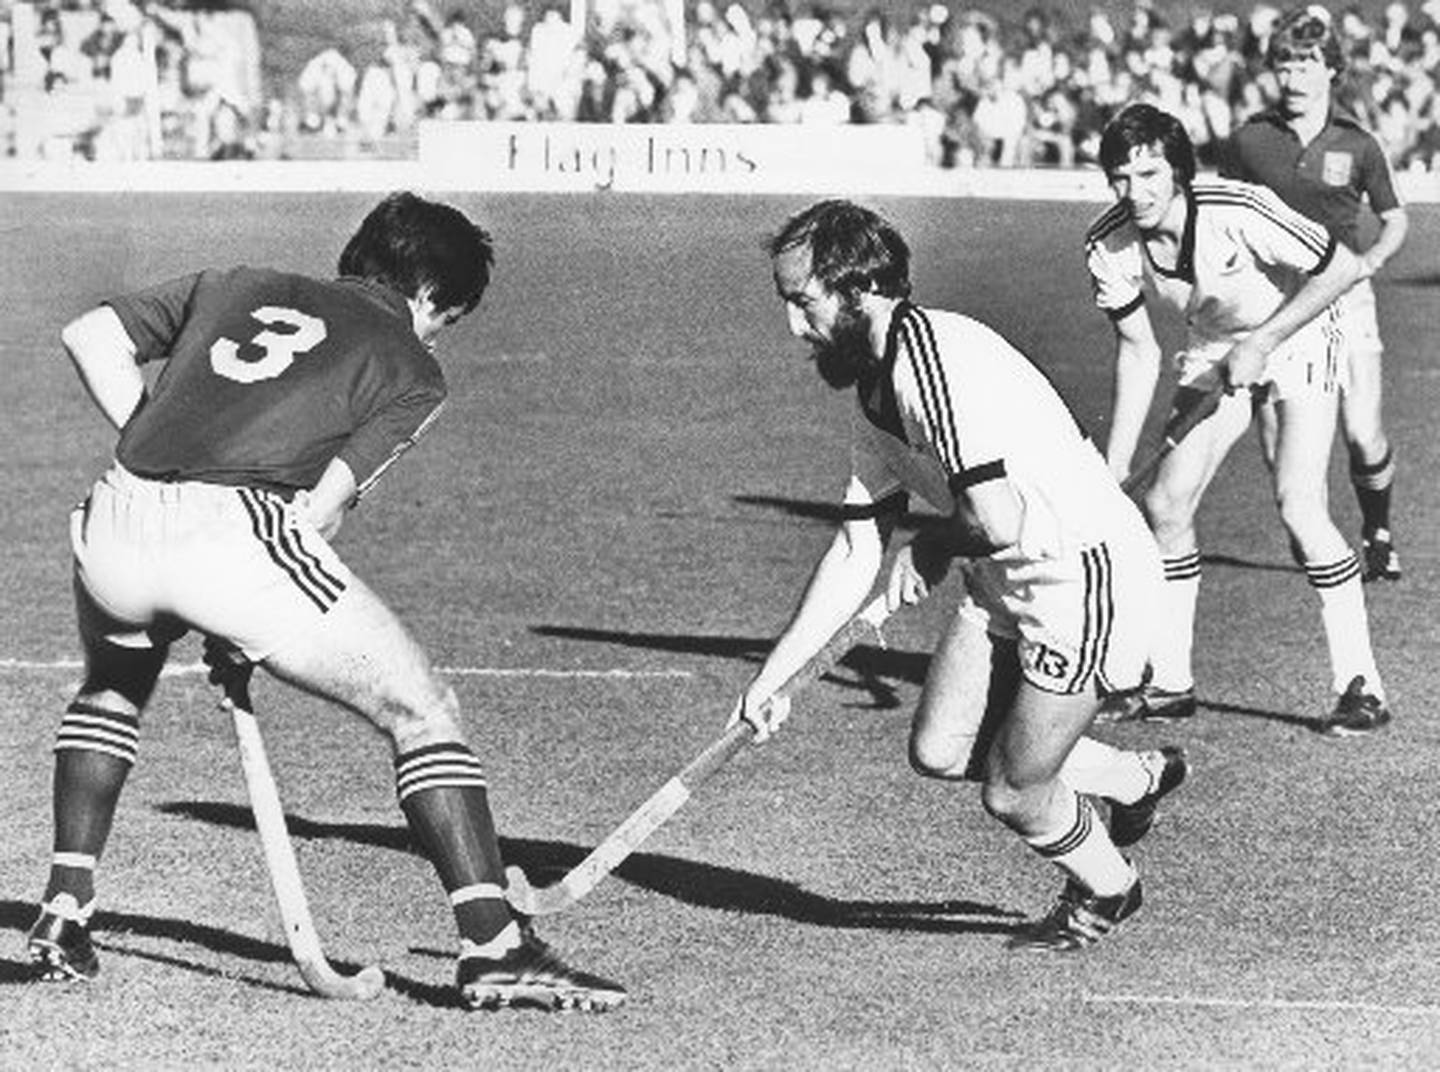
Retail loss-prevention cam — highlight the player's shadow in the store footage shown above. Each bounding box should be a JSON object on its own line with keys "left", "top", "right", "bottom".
{"left": 1199, "top": 697, "right": 1324, "bottom": 731}
{"left": 157, "top": 802, "right": 1018, "bottom": 938}
{"left": 731, "top": 493, "right": 936, "bottom": 534}
{"left": 737, "top": 493, "right": 1308, "bottom": 579}
{"left": 528, "top": 626, "right": 926, "bottom": 711}
{"left": 0, "top": 897, "right": 464, "bottom": 1003}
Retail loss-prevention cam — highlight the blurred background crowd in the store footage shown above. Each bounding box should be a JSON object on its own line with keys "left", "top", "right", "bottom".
{"left": 2, "top": 0, "right": 1438, "bottom": 171}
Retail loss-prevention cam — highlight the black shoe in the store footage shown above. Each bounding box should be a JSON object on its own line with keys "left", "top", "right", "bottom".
{"left": 1108, "top": 747, "right": 1189, "bottom": 849}
{"left": 27, "top": 895, "right": 99, "bottom": 982}
{"left": 1007, "top": 877, "right": 1142, "bottom": 953}
{"left": 1361, "top": 531, "right": 1401, "bottom": 583}
{"left": 458, "top": 928, "right": 626, "bottom": 1012}
{"left": 1319, "top": 676, "right": 1391, "bottom": 738}
{"left": 1096, "top": 685, "right": 1197, "bottom": 725}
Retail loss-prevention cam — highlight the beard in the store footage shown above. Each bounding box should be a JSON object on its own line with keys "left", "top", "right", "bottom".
{"left": 810, "top": 302, "right": 874, "bottom": 390}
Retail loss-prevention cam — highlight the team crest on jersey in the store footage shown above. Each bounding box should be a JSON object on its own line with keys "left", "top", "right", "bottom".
{"left": 1321, "top": 151, "right": 1353, "bottom": 186}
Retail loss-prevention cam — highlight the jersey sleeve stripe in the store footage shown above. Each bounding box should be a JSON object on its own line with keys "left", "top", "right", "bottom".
{"left": 1084, "top": 201, "right": 1130, "bottom": 246}
{"left": 1194, "top": 181, "right": 1332, "bottom": 262}
{"left": 897, "top": 308, "right": 965, "bottom": 479}
{"left": 354, "top": 399, "right": 447, "bottom": 502}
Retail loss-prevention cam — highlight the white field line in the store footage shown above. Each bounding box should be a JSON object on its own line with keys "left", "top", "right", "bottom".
{"left": 0, "top": 658, "right": 692, "bottom": 681}
{"left": 1085, "top": 993, "right": 1440, "bottom": 1017}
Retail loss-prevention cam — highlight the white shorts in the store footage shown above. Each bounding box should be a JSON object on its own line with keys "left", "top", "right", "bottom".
{"left": 955, "top": 503, "right": 1163, "bottom": 696}
{"left": 1338, "top": 278, "right": 1382, "bottom": 378}
{"left": 72, "top": 463, "right": 352, "bottom": 661}
{"left": 1177, "top": 302, "right": 1345, "bottom": 402}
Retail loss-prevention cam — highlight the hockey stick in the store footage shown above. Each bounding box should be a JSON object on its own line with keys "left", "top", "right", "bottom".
{"left": 1120, "top": 385, "right": 1225, "bottom": 495}
{"left": 505, "top": 591, "right": 895, "bottom": 917}
{"left": 222, "top": 683, "right": 386, "bottom": 1000}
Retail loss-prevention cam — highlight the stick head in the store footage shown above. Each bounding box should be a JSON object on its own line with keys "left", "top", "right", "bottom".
{"left": 298, "top": 959, "right": 387, "bottom": 1000}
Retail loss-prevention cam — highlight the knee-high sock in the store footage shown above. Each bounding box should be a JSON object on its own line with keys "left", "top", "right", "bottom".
{"left": 395, "top": 742, "right": 514, "bottom": 948}
{"left": 45, "top": 702, "right": 139, "bottom": 906}
{"left": 1060, "top": 738, "right": 1158, "bottom": 805}
{"left": 1351, "top": 446, "right": 1395, "bottom": 535}
{"left": 1024, "top": 790, "right": 1136, "bottom": 897}
{"left": 1305, "top": 553, "right": 1383, "bottom": 696}
{"left": 1151, "top": 552, "right": 1201, "bottom": 692}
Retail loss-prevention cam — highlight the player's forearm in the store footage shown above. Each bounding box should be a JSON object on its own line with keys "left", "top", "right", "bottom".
{"left": 944, "top": 481, "right": 1019, "bottom": 556}
{"left": 749, "top": 523, "right": 881, "bottom": 698}
{"left": 1106, "top": 336, "right": 1160, "bottom": 475}
{"left": 1359, "top": 209, "right": 1409, "bottom": 278}
{"left": 60, "top": 306, "right": 145, "bottom": 432}
{"left": 300, "top": 458, "right": 358, "bottom": 539}
{"left": 1251, "top": 243, "right": 1362, "bottom": 355}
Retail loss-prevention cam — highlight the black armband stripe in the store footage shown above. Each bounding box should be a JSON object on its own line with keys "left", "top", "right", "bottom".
{"left": 1307, "top": 236, "right": 1337, "bottom": 277}
{"left": 1105, "top": 293, "right": 1145, "bottom": 321}
{"left": 947, "top": 460, "right": 1006, "bottom": 495}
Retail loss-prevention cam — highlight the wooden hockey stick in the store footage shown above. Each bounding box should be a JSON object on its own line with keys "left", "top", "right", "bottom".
{"left": 223, "top": 685, "right": 386, "bottom": 1000}
{"left": 505, "top": 592, "right": 894, "bottom": 917}
{"left": 505, "top": 389, "right": 1221, "bottom": 918}
{"left": 1120, "top": 385, "right": 1225, "bottom": 496}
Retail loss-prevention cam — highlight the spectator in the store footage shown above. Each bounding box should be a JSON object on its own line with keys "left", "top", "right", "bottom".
{"left": 80, "top": 12, "right": 125, "bottom": 81}
{"left": 296, "top": 46, "right": 356, "bottom": 135}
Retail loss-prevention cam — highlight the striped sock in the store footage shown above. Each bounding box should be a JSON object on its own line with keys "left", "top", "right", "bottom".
{"left": 1025, "top": 792, "right": 1136, "bottom": 897}
{"left": 1152, "top": 552, "right": 1201, "bottom": 692}
{"left": 1060, "top": 737, "right": 1151, "bottom": 805}
{"left": 395, "top": 742, "right": 512, "bottom": 945}
{"left": 45, "top": 703, "right": 141, "bottom": 905}
{"left": 1304, "top": 553, "right": 1383, "bottom": 697}
{"left": 1351, "top": 448, "right": 1395, "bottom": 535}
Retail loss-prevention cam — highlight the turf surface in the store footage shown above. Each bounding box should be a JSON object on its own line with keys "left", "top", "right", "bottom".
{"left": 1, "top": 191, "right": 1437, "bottom": 1069}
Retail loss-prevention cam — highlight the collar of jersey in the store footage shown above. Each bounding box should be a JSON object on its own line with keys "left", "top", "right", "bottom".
{"left": 336, "top": 276, "right": 411, "bottom": 320}
{"left": 1141, "top": 186, "right": 1197, "bottom": 284}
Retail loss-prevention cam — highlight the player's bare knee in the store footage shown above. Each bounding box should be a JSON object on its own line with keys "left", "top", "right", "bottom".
{"left": 1274, "top": 496, "right": 1330, "bottom": 547}
{"left": 385, "top": 682, "right": 465, "bottom": 752}
{"left": 909, "top": 733, "right": 974, "bottom": 780}
{"left": 980, "top": 777, "right": 1025, "bottom": 824}
{"left": 71, "top": 689, "right": 140, "bottom": 722}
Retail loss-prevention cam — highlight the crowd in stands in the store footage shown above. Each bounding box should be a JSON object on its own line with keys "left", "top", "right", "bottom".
{"left": 4, "top": 0, "right": 1440, "bottom": 172}
{"left": 1, "top": 0, "right": 261, "bottom": 160}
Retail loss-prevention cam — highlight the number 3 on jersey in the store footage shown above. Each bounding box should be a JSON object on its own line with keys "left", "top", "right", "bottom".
{"left": 211, "top": 306, "right": 328, "bottom": 383}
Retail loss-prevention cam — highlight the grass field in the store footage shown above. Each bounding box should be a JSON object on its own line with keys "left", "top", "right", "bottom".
{"left": 1, "top": 190, "right": 1438, "bottom": 1070}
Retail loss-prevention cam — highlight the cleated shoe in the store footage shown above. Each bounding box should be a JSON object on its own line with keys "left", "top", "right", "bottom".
{"left": 1095, "top": 685, "right": 1197, "bottom": 725}
{"left": 1007, "top": 877, "right": 1142, "bottom": 953}
{"left": 27, "top": 894, "right": 99, "bottom": 982}
{"left": 1108, "top": 747, "right": 1190, "bottom": 849}
{"left": 1361, "top": 532, "right": 1401, "bottom": 583}
{"left": 458, "top": 929, "right": 626, "bottom": 1012}
{"left": 1319, "top": 676, "right": 1391, "bottom": 738}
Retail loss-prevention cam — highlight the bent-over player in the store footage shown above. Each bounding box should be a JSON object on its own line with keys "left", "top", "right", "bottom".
{"left": 26, "top": 192, "right": 625, "bottom": 1012}
{"left": 1090, "top": 102, "right": 1389, "bottom": 736}
{"left": 1222, "top": 5, "right": 1410, "bottom": 582}
{"left": 734, "top": 199, "right": 1187, "bottom": 952}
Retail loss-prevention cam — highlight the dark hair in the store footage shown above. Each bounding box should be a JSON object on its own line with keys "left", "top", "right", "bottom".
{"left": 1098, "top": 102, "right": 1197, "bottom": 187}
{"left": 767, "top": 199, "right": 911, "bottom": 300}
{"left": 338, "top": 192, "right": 495, "bottom": 315}
{"left": 1269, "top": 5, "right": 1344, "bottom": 74}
